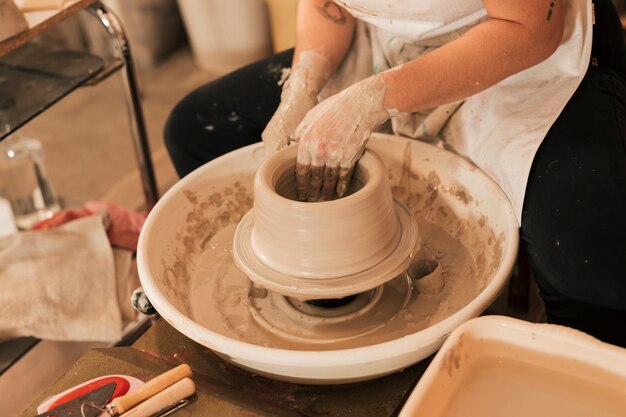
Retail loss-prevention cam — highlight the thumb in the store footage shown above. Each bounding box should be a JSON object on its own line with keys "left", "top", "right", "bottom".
{"left": 262, "top": 123, "right": 287, "bottom": 155}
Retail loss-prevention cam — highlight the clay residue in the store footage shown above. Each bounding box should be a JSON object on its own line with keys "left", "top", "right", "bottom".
{"left": 440, "top": 334, "right": 465, "bottom": 377}
{"left": 441, "top": 185, "right": 473, "bottom": 205}
{"left": 390, "top": 142, "right": 504, "bottom": 292}
{"left": 188, "top": 204, "right": 483, "bottom": 350}
{"left": 158, "top": 179, "right": 253, "bottom": 315}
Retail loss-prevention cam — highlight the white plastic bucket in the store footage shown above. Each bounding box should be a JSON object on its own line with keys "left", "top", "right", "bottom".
{"left": 176, "top": 0, "right": 272, "bottom": 73}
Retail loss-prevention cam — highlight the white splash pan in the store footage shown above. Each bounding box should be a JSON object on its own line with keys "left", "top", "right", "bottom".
{"left": 399, "top": 316, "right": 626, "bottom": 417}
{"left": 137, "top": 133, "right": 519, "bottom": 384}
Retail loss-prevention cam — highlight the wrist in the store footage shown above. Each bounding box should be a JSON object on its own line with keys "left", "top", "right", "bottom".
{"left": 290, "top": 50, "right": 332, "bottom": 97}
{"left": 376, "top": 72, "right": 402, "bottom": 118}
{"left": 357, "top": 74, "right": 394, "bottom": 126}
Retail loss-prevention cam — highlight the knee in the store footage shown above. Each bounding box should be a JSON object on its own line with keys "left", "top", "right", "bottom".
{"left": 163, "top": 84, "right": 223, "bottom": 178}
{"left": 164, "top": 98, "right": 193, "bottom": 156}
{"left": 164, "top": 101, "right": 199, "bottom": 178}
{"left": 163, "top": 103, "right": 182, "bottom": 155}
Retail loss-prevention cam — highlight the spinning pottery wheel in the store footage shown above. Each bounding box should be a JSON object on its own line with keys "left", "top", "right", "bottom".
{"left": 137, "top": 133, "right": 519, "bottom": 384}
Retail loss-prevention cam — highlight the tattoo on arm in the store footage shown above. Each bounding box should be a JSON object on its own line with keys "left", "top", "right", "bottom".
{"left": 316, "top": 1, "right": 347, "bottom": 25}
{"left": 547, "top": 0, "right": 556, "bottom": 21}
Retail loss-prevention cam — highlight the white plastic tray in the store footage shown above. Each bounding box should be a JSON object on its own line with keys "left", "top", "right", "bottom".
{"left": 399, "top": 315, "right": 626, "bottom": 417}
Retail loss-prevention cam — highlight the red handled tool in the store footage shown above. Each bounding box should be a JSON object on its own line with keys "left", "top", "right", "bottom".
{"left": 35, "top": 382, "right": 116, "bottom": 417}
{"left": 34, "top": 364, "right": 194, "bottom": 417}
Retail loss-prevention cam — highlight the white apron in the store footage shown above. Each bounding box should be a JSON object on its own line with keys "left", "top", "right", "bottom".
{"left": 322, "top": 0, "right": 593, "bottom": 223}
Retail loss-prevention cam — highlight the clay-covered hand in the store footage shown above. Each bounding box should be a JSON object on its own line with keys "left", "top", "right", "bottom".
{"left": 294, "top": 73, "right": 394, "bottom": 201}
{"left": 261, "top": 51, "right": 331, "bottom": 156}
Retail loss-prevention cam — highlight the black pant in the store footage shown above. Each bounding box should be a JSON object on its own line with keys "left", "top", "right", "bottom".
{"left": 165, "top": 0, "right": 626, "bottom": 346}
{"left": 164, "top": 51, "right": 293, "bottom": 175}
{"left": 521, "top": 0, "right": 626, "bottom": 346}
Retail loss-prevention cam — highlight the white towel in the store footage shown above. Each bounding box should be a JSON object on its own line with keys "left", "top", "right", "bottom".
{"left": 0, "top": 215, "right": 135, "bottom": 342}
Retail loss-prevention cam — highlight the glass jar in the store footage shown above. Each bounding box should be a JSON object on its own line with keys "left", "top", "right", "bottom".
{"left": 0, "top": 134, "right": 61, "bottom": 229}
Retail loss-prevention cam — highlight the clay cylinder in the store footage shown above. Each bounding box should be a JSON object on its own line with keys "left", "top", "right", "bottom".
{"left": 251, "top": 145, "right": 401, "bottom": 279}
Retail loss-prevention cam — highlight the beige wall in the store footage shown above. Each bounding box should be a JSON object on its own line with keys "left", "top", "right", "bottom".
{"left": 266, "top": 0, "right": 298, "bottom": 52}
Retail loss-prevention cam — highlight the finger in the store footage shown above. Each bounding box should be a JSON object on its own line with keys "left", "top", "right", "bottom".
{"left": 296, "top": 145, "right": 312, "bottom": 201}
{"left": 261, "top": 118, "right": 282, "bottom": 156}
{"left": 336, "top": 165, "right": 355, "bottom": 198}
{"left": 321, "top": 165, "right": 339, "bottom": 201}
{"left": 308, "top": 165, "right": 325, "bottom": 202}
{"left": 295, "top": 162, "right": 310, "bottom": 201}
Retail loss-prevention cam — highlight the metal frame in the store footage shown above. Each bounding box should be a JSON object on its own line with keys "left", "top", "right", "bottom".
{"left": 87, "top": 2, "right": 159, "bottom": 210}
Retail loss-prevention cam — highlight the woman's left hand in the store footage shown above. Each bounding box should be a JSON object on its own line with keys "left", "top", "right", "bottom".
{"left": 294, "top": 74, "right": 392, "bottom": 201}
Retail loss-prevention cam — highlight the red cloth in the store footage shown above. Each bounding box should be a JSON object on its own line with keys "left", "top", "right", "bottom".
{"left": 33, "top": 201, "right": 147, "bottom": 252}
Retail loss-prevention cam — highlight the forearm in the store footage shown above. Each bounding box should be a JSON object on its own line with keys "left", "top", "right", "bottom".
{"left": 294, "top": 0, "right": 355, "bottom": 73}
{"left": 382, "top": 1, "right": 564, "bottom": 113}
{"left": 263, "top": 1, "right": 355, "bottom": 155}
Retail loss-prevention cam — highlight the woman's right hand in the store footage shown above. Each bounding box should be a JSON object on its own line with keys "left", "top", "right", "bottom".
{"left": 261, "top": 50, "right": 331, "bottom": 156}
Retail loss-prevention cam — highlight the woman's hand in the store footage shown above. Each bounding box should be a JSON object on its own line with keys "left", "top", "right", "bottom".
{"left": 294, "top": 74, "right": 394, "bottom": 201}
{"left": 263, "top": 0, "right": 355, "bottom": 154}
{"left": 261, "top": 51, "right": 331, "bottom": 156}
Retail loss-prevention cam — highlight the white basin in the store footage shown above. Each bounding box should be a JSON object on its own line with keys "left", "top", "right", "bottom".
{"left": 137, "top": 134, "right": 519, "bottom": 384}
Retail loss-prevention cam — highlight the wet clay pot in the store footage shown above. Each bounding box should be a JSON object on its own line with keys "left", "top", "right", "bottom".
{"left": 232, "top": 145, "right": 419, "bottom": 299}
{"left": 251, "top": 145, "right": 400, "bottom": 278}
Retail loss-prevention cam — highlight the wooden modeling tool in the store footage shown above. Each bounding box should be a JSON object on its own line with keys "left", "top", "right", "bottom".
{"left": 104, "top": 364, "right": 193, "bottom": 416}
{"left": 118, "top": 378, "right": 195, "bottom": 417}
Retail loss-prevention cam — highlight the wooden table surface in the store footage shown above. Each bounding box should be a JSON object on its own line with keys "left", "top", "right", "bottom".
{"left": 21, "top": 318, "right": 431, "bottom": 417}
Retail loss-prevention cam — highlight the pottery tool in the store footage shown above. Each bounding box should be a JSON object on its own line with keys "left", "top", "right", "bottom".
{"left": 35, "top": 364, "right": 193, "bottom": 417}
{"left": 37, "top": 375, "right": 145, "bottom": 415}
{"left": 117, "top": 377, "right": 195, "bottom": 417}
{"left": 34, "top": 382, "right": 116, "bottom": 417}
{"left": 104, "top": 364, "right": 193, "bottom": 416}
{"left": 38, "top": 375, "right": 136, "bottom": 413}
